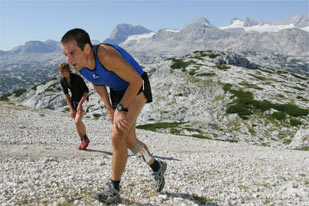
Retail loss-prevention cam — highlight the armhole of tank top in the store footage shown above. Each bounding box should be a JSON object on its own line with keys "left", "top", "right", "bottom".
{"left": 94, "top": 43, "right": 115, "bottom": 73}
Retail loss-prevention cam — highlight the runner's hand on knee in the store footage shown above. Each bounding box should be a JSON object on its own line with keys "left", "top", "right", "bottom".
{"left": 71, "top": 109, "right": 76, "bottom": 118}
{"left": 113, "top": 110, "right": 129, "bottom": 133}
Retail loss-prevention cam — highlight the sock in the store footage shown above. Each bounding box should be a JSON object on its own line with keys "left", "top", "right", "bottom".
{"left": 149, "top": 160, "right": 161, "bottom": 172}
{"left": 112, "top": 180, "right": 120, "bottom": 191}
{"left": 82, "top": 134, "right": 88, "bottom": 139}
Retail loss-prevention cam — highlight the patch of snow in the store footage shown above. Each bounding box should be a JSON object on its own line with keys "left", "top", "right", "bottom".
{"left": 165, "top": 29, "right": 180, "bottom": 33}
{"left": 221, "top": 20, "right": 296, "bottom": 33}
{"left": 125, "top": 32, "right": 156, "bottom": 42}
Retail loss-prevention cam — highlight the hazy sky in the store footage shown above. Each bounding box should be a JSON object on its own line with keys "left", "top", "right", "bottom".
{"left": 0, "top": 0, "right": 308, "bottom": 51}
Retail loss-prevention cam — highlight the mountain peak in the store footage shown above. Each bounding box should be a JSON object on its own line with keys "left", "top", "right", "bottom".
{"left": 104, "top": 23, "right": 152, "bottom": 44}
{"left": 243, "top": 17, "right": 264, "bottom": 27}
{"left": 192, "top": 17, "right": 213, "bottom": 26}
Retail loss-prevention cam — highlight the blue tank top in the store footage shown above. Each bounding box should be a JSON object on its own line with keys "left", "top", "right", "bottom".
{"left": 80, "top": 43, "right": 144, "bottom": 90}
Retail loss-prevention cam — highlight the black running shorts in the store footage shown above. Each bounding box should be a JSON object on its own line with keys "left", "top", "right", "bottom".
{"left": 110, "top": 72, "right": 153, "bottom": 109}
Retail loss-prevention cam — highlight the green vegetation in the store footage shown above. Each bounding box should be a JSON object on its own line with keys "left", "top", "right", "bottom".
{"left": 289, "top": 119, "right": 302, "bottom": 126}
{"left": 192, "top": 134, "right": 211, "bottom": 139}
{"left": 32, "top": 77, "right": 58, "bottom": 91}
{"left": 291, "top": 86, "right": 305, "bottom": 91}
{"left": 291, "top": 73, "right": 308, "bottom": 80}
{"left": 225, "top": 86, "right": 309, "bottom": 122}
{"left": 92, "top": 113, "right": 102, "bottom": 120}
{"left": 196, "top": 72, "right": 216, "bottom": 77}
{"left": 223, "top": 83, "right": 233, "bottom": 93}
{"left": 136, "top": 122, "right": 185, "bottom": 132}
{"left": 192, "top": 194, "right": 208, "bottom": 205}
{"left": 260, "top": 68, "right": 275, "bottom": 74}
{"left": 45, "top": 82, "right": 62, "bottom": 93}
{"left": 62, "top": 108, "right": 70, "bottom": 113}
{"left": 271, "top": 112, "right": 286, "bottom": 120}
{"left": 0, "top": 88, "right": 28, "bottom": 100}
{"left": 193, "top": 50, "right": 221, "bottom": 59}
{"left": 0, "top": 93, "right": 11, "bottom": 101}
{"left": 239, "top": 81, "right": 263, "bottom": 90}
{"left": 248, "top": 73, "right": 268, "bottom": 81}
{"left": 215, "top": 64, "right": 230, "bottom": 71}
{"left": 295, "top": 146, "right": 309, "bottom": 151}
{"left": 57, "top": 202, "right": 72, "bottom": 206}
{"left": 168, "top": 58, "right": 196, "bottom": 71}
{"left": 13, "top": 88, "right": 27, "bottom": 97}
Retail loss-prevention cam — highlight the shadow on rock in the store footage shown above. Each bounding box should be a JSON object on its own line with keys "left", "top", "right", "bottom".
{"left": 162, "top": 192, "right": 220, "bottom": 206}
{"left": 82, "top": 149, "right": 113, "bottom": 156}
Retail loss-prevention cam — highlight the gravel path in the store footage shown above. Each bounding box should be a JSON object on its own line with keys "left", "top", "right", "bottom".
{"left": 0, "top": 102, "right": 308, "bottom": 206}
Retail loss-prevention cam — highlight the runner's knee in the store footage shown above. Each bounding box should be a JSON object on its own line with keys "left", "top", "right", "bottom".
{"left": 111, "top": 127, "right": 126, "bottom": 147}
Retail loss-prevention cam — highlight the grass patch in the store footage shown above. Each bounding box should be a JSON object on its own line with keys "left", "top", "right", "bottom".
{"left": 136, "top": 122, "right": 185, "bottom": 132}
{"left": 62, "top": 108, "right": 70, "bottom": 113}
{"left": 57, "top": 202, "right": 72, "bottom": 206}
{"left": 168, "top": 58, "right": 196, "bottom": 71}
{"left": 248, "top": 73, "right": 268, "bottom": 81}
{"left": 295, "top": 146, "right": 309, "bottom": 151}
{"left": 226, "top": 89, "right": 254, "bottom": 119}
{"left": 13, "top": 88, "right": 27, "bottom": 97}
{"left": 291, "top": 86, "right": 305, "bottom": 91}
{"left": 271, "top": 112, "right": 286, "bottom": 120}
{"left": 239, "top": 81, "right": 263, "bottom": 90}
{"left": 45, "top": 82, "right": 62, "bottom": 93}
{"left": 238, "top": 184, "right": 249, "bottom": 190}
{"left": 271, "top": 103, "right": 308, "bottom": 117}
{"left": 92, "top": 113, "right": 102, "bottom": 120}
{"left": 215, "top": 64, "right": 230, "bottom": 71}
{"left": 192, "top": 194, "right": 211, "bottom": 205}
{"left": 223, "top": 83, "right": 233, "bottom": 92}
{"left": 289, "top": 119, "right": 302, "bottom": 126}
{"left": 296, "top": 96, "right": 308, "bottom": 102}
{"left": 259, "top": 68, "right": 275, "bottom": 74}
{"left": 192, "top": 134, "right": 211, "bottom": 139}
{"left": 193, "top": 50, "right": 221, "bottom": 59}
{"left": 0, "top": 93, "right": 11, "bottom": 101}
{"left": 225, "top": 88, "right": 308, "bottom": 120}
{"left": 291, "top": 73, "right": 307, "bottom": 80}
{"left": 196, "top": 72, "right": 216, "bottom": 77}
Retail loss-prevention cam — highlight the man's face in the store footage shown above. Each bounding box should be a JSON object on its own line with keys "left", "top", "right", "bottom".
{"left": 61, "top": 39, "right": 86, "bottom": 72}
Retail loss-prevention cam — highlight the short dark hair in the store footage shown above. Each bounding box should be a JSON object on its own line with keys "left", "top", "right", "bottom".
{"left": 61, "top": 28, "right": 92, "bottom": 50}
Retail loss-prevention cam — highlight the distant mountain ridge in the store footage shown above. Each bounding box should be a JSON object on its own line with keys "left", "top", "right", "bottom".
{"left": 1, "top": 15, "right": 307, "bottom": 54}
{"left": 0, "top": 15, "right": 308, "bottom": 95}
{"left": 1, "top": 40, "right": 60, "bottom": 55}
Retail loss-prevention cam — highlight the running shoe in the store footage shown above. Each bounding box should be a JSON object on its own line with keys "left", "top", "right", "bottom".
{"left": 152, "top": 160, "right": 167, "bottom": 192}
{"left": 94, "top": 181, "right": 121, "bottom": 204}
{"left": 78, "top": 137, "right": 90, "bottom": 150}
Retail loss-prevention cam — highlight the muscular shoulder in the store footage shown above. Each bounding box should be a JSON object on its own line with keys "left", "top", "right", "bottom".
{"left": 97, "top": 44, "right": 122, "bottom": 69}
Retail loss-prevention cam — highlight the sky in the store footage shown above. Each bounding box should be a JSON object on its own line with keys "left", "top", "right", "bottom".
{"left": 0, "top": 0, "right": 308, "bottom": 51}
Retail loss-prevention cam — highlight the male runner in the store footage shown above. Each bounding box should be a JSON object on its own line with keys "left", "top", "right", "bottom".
{"left": 61, "top": 28, "right": 167, "bottom": 204}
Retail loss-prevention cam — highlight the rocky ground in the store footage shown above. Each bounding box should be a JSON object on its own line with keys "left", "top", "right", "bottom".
{"left": 0, "top": 102, "right": 308, "bottom": 206}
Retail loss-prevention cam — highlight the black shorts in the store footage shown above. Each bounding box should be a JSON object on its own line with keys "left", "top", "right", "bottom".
{"left": 71, "top": 100, "right": 80, "bottom": 110}
{"left": 110, "top": 72, "right": 153, "bottom": 109}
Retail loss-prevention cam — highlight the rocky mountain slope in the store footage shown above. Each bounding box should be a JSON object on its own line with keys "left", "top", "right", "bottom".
{"left": 2, "top": 50, "right": 308, "bottom": 150}
{"left": 0, "top": 102, "right": 308, "bottom": 206}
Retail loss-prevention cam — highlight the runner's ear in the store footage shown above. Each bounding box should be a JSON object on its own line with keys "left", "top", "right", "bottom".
{"left": 84, "top": 43, "right": 91, "bottom": 54}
